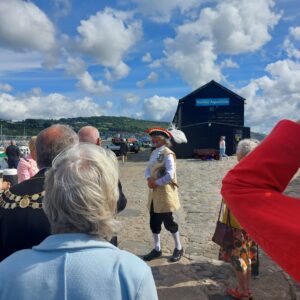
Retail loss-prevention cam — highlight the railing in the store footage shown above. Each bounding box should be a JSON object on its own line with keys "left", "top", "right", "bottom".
{"left": 0, "top": 136, "right": 31, "bottom": 146}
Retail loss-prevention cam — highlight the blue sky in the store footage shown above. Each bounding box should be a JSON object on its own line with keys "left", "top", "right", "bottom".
{"left": 0, "top": 0, "right": 299, "bottom": 133}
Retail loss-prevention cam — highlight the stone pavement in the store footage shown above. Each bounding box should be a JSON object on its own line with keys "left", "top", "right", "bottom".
{"left": 117, "top": 151, "right": 300, "bottom": 299}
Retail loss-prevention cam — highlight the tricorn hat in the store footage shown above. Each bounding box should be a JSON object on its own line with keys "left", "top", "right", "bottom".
{"left": 146, "top": 124, "right": 187, "bottom": 144}
{"left": 146, "top": 127, "right": 172, "bottom": 139}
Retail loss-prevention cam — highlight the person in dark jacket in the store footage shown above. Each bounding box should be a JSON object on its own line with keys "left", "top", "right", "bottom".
{"left": 120, "top": 139, "right": 129, "bottom": 164}
{"left": 0, "top": 125, "right": 78, "bottom": 261}
{"left": 5, "top": 140, "right": 20, "bottom": 169}
{"left": 78, "top": 126, "right": 128, "bottom": 246}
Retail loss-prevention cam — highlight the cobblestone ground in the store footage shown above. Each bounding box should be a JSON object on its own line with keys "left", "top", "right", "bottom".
{"left": 117, "top": 151, "right": 300, "bottom": 299}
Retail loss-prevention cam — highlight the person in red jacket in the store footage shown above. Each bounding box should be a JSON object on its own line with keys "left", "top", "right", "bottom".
{"left": 221, "top": 119, "right": 300, "bottom": 283}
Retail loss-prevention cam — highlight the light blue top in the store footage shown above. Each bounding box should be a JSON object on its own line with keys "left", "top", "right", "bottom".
{"left": 0, "top": 233, "right": 158, "bottom": 300}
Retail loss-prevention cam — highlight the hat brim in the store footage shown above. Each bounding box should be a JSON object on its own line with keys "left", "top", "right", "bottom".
{"left": 146, "top": 128, "right": 172, "bottom": 139}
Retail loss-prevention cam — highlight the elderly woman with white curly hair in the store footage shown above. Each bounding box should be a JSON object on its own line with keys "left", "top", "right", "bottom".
{"left": 219, "top": 139, "right": 260, "bottom": 300}
{"left": 0, "top": 143, "right": 158, "bottom": 300}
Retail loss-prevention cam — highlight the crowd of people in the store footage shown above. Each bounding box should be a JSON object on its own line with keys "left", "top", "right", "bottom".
{"left": 0, "top": 119, "right": 300, "bottom": 299}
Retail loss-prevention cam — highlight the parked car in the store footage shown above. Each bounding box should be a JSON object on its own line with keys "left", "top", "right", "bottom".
{"left": 106, "top": 143, "right": 121, "bottom": 156}
{"left": 142, "top": 141, "right": 152, "bottom": 148}
{"left": 129, "top": 141, "right": 140, "bottom": 154}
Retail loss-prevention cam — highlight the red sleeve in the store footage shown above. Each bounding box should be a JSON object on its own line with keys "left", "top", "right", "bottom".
{"left": 221, "top": 120, "right": 300, "bottom": 282}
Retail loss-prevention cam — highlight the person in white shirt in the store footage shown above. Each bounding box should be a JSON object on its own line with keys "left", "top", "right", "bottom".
{"left": 219, "top": 136, "right": 229, "bottom": 160}
{"left": 143, "top": 127, "right": 187, "bottom": 262}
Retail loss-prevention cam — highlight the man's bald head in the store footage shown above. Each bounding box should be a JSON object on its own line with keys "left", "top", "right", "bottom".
{"left": 78, "top": 126, "right": 101, "bottom": 145}
{"left": 36, "top": 124, "right": 78, "bottom": 168}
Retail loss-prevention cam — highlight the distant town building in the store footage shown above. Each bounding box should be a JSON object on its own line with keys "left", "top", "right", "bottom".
{"left": 172, "top": 80, "right": 250, "bottom": 158}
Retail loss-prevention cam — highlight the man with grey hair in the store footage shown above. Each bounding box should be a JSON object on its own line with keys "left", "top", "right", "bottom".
{"left": 78, "top": 126, "right": 127, "bottom": 246}
{"left": 0, "top": 124, "right": 78, "bottom": 261}
{"left": 78, "top": 125, "right": 101, "bottom": 145}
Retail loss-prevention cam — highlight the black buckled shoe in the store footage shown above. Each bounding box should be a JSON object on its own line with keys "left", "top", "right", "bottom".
{"left": 170, "top": 248, "right": 183, "bottom": 262}
{"left": 143, "top": 249, "right": 162, "bottom": 261}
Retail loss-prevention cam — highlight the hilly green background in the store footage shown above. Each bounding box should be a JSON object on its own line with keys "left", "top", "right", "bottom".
{"left": 0, "top": 116, "right": 167, "bottom": 137}
{"left": 0, "top": 116, "right": 266, "bottom": 140}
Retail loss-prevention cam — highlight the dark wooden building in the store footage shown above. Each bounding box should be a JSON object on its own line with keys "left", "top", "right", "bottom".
{"left": 172, "top": 80, "right": 250, "bottom": 158}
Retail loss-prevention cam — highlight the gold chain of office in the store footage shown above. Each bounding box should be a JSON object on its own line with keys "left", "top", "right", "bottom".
{"left": 0, "top": 190, "right": 45, "bottom": 210}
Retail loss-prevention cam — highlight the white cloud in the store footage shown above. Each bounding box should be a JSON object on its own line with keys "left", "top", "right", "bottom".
{"left": 0, "top": 92, "right": 104, "bottom": 120}
{"left": 124, "top": 93, "right": 140, "bottom": 105}
{"left": 164, "top": 39, "right": 222, "bottom": 88}
{"left": 65, "top": 57, "right": 111, "bottom": 93}
{"left": 65, "top": 57, "right": 86, "bottom": 76}
{"left": 187, "top": 0, "right": 281, "bottom": 55}
{"left": 0, "top": 0, "right": 57, "bottom": 67}
{"left": 163, "top": 0, "right": 280, "bottom": 88}
{"left": 284, "top": 39, "right": 300, "bottom": 59}
{"left": 0, "top": 83, "right": 13, "bottom": 92}
{"left": 77, "top": 71, "right": 111, "bottom": 94}
{"left": 76, "top": 7, "right": 142, "bottom": 79}
{"left": 131, "top": 0, "right": 202, "bottom": 23}
{"left": 104, "top": 61, "right": 130, "bottom": 81}
{"left": 137, "top": 71, "right": 159, "bottom": 88}
{"left": 0, "top": 50, "right": 42, "bottom": 74}
{"left": 54, "top": 0, "right": 72, "bottom": 17}
{"left": 142, "top": 95, "right": 178, "bottom": 121}
{"left": 30, "top": 88, "right": 42, "bottom": 96}
{"left": 149, "top": 59, "right": 162, "bottom": 68}
{"left": 290, "top": 26, "right": 300, "bottom": 40}
{"left": 284, "top": 26, "right": 300, "bottom": 59}
{"left": 239, "top": 59, "right": 300, "bottom": 133}
{"left": 66, "top": 57, "right": 112, "bottom": 94}
{"left": 142, "top": 52, "right": 152, "bottom": 63}
{"left": 220, "top": 58, "right": 239, "bottom": 69}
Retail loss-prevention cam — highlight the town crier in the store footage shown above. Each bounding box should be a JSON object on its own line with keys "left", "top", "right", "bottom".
{"left": 143, "top": 126, "right": 187, "bottom": 262}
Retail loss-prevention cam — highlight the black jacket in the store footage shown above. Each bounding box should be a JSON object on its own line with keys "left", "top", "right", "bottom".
{"left": 5, "top": 145, "right": 20, "bottom": 160}
{"left": 0, "top": 169, "right": 50, "bottom": 261}
{"left": 0, "top": 169, "right": 127, "bottom": 261}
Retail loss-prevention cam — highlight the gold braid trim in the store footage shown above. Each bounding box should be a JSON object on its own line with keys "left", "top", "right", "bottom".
{"left": 0, "top": 190, "right": 45, "bottom": 210}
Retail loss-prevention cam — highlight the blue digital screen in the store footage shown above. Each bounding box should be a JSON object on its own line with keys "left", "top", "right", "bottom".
{"left": 195, "top": 98, "right": 229, "bottom": 106}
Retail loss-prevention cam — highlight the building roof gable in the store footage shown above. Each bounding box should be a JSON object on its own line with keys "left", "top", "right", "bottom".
{"left": 179, "top": 80, "right": 246, "bottom": 103}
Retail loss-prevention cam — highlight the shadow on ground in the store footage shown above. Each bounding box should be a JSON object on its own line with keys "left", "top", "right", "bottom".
{"left": 150, "top": 253, "right": 295, "bottom": 300}
{"left": 151, "top": 260, "right": 233, "bottom": 300}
